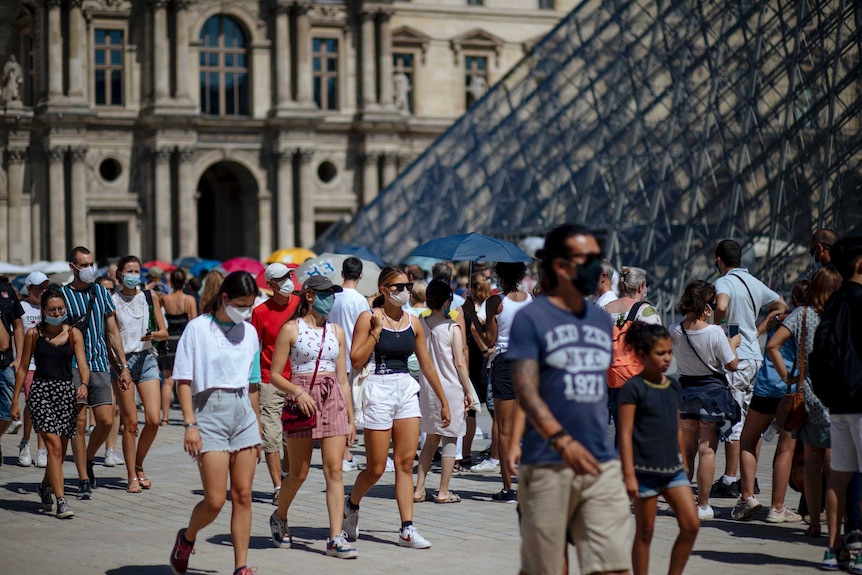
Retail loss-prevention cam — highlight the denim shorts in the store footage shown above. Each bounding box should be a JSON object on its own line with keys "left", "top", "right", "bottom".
{"left": 636, "top": 469, "right": 690, "bottom": 499}
{"left": 113, "top": 351, "right": 160, "bottom": 384}
{"left": 0, "top": 365, "right": 14, "bottom": 420}
{"left": 193, "top": 387, "right": 261, "bottom": 454}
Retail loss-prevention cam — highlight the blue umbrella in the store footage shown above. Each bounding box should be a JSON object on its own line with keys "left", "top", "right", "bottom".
{"left": 408, "top": 233, "right": 532, "bottom": 263}
{"left": 173, "top": 256, "right": 203, "bottom": 269}
{"left": 333, "top": 244, "right": 386, "bottom": 267}
{"left": 189, "top": 259, "right": 222, "bottom": 277}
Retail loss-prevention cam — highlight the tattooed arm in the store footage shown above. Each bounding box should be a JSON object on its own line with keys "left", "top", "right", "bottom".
{"left": 512, "top": 359, "right": 600, "bottom": 475}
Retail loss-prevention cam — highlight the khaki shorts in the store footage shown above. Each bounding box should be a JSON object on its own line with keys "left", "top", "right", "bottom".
{"left": 259, "top": 382, "right": 286, "bottom": 453}
{"left": 519, "top": 459, "right": 632, "bottom": 575}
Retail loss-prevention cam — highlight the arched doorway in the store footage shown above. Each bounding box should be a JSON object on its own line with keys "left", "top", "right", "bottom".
{"left": 197, "top": 161, "right": 260, "bottom": 260}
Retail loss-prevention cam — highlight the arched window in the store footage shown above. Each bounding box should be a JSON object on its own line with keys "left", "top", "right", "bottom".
{"left": 199, "top": 15, "right": 249, "bottom": 116}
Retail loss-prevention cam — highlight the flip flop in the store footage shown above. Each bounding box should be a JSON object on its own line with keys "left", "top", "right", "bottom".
{"left": 127, "top": 478, "right": 142, "bottom": 493}
{"left": 135, "top": 466, "right": 152, "bottom": 489}
{"left": 413, "top": 491, "right": 434, "bottom": 503}
{"left": 435, "top": 492, "right": 461, "bottom": 504}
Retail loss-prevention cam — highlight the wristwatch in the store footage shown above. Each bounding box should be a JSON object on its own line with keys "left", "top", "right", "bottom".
{"left": 548, "top": 430, "right": 570, "bottom": 451}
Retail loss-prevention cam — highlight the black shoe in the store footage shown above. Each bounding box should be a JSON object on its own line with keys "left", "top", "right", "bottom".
{"left": 710, "top": 479, "right": 739, "bottom": 498}
{"left": 38, "top": 481, "right": 54, "bottom": 511}
{"left": 754, "top": 477, "right": 761, "bottom": 495}
{"left": 77, "top": 479, "right": 92, "bottom": 500}
{"left": 56, "top": 497, "right": 75, "bottom": 519}
{"left": 491, "top": 489, "right": 518, "bottom": 503}
{"left": 86, "top": 459, "right": 96, "bottom": 488}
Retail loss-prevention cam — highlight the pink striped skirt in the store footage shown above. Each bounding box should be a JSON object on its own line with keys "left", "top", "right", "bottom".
{"left": 283, "top": 372, "right": 349, "bottom": 440}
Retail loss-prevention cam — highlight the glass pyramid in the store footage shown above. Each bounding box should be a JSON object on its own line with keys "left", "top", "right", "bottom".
{"left": 317, "top": 0, "right": 862, "bottom": 311}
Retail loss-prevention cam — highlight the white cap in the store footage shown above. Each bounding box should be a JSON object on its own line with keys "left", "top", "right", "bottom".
{"left": 265, "top": 263, "right": 290, "bottom": 281}
{"left": 25, "top": 271, "right": 49, "bottom": 287}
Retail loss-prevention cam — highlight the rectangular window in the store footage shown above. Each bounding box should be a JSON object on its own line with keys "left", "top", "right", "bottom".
{"left": 465, "top": 55, "right": 488, "bottom": 108}
{"left": 393, "top": 53, "right": 415, "bottom": 113}
{"left": 538, "top": 0, "right": 555, "bottom": 8}
{"left": 312, "top": 38, "right": 339, "bottom": 111}
{"left": 467, "top": 0, "right": 484, "bottom": 5}
{"left": 94, "top": 29, "right": 124, "bottom": 106}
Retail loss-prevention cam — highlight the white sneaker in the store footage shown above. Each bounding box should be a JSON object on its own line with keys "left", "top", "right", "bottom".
{"left": 8, "top": 420, "right": 22, "bottom": 434}
{"left": 35, "top": 449, "right": 48, "bottom": 468}
{"left": 326, "top": 531, "right": 359, "bottom": 559}
{"left": 398, "top": 525, "right": 432, "bottom": 549}
{"left": 697, "top": 505, "right": 718, "bottom": 520}
{"left": 385, "top": 457, "right": 395, "bottom": 472}
{"left": 343, "top": 496, "right": 359, "bottom": 540}
{"left": 731, "top": 496, "right": 763, "bottom": 521}
{"left": 342, "top": 459, "right": 359, "bottom": 472}
{"left": 469, "top": 458, "right": 500, "bottom": 473}
{"left": 103, "top": 449, "right": 123, "bottom": 467}
{"left": 765, "top": 506, "right": 803, "bottom": 523}
{"left": 18, "top": 443, "right": 31, "bottom": 466}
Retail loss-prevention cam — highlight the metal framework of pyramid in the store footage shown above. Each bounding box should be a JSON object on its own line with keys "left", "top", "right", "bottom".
{"left": 317, "top": 0, "right": 862, "bottom": 313}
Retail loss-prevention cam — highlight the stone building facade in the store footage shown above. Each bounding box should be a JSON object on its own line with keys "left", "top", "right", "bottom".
{"left": 0, "top": 0, "right": 572, "bottom": 264}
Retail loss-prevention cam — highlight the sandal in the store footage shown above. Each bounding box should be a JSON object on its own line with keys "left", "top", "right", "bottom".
{"left": 435, "top": 492, "right": 461, "bottom": 504}
{"left": 413, "top": 491, "right": 434, "bottom": 503}
{"left": 160, "top": 420, "right": 169, "bottom": 427}
{"left": 127, "top": 478, "right": 142, "bottom": 493}
{"left": 135, "top": 466, "right": 152, "bottom": 490}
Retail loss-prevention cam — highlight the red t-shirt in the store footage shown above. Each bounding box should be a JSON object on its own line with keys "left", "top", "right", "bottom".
{"left": 252, "top": 295, "right": 300, "bottom": 383}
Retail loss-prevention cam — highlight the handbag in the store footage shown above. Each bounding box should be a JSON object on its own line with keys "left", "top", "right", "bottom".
{"left": 281, "top": 322, "right": 327, "bottom": 433}
{"left": 776, "top": 307, "right": 807, "bottom": 432}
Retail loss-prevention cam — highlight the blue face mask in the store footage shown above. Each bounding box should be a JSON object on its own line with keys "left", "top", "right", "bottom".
{"left": 44, "top": 314, "right": 67, "bottom": 326}
{"left": 312, "top": 291, "right": 335, "bottom": 317}
{"left": 122, "top": 274, "right": 141, "bottom": 289}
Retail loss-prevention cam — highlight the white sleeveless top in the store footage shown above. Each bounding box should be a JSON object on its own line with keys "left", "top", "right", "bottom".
{"left": 495, "top": 292, "right": 533, "bottom": 354}
{"left": 290, "top": 318, "right": 339, "bottom": 375}
{"left": 112, "top": 290, "right": 151, "bottom": 354}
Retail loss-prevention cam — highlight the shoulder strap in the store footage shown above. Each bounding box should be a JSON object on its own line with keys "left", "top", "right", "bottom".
{"left": 681, "top": 323, "right": 718, "bottom": 373}
{"left": 143, "top": 289, "right": 153, "bottom": 307}
{"left": 728, "top": 272, "right": 757, "bottom": 315}
{"left": 625, "top": 301, "right": 645, "bottom": 323}
{"left": 309, "top": 322, "right": 327, "bottom": 389}
{"left": 68, "top": 325, "right": 75, "bottom": 348}
{"left": 797, "top": 307, "right": 807, "bottom": 396}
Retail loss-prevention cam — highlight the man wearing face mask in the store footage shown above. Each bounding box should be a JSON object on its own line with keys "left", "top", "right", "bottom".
{"left": 506, "top": 223, "right": 631, "bottom": 575}
{"left": 809, "top": 228, "right": 840, "bottom": 274}
{"left": 61, "top": 246, "right": 133, "bottom": 500}
{"left": 251, "top": 263, "right": 301, "bottom": 504}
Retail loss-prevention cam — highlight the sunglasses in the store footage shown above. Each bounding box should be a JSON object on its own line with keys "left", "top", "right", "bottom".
{"left": 386, "top": 282, "right": 414, "bottom": 293}
{"left": 707, "top": 300, "right": 717, "bottom": 310}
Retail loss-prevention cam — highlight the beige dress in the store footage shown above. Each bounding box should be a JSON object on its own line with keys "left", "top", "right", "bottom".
{"left": 418, "top": 317, "right": 466, "bottom": 437}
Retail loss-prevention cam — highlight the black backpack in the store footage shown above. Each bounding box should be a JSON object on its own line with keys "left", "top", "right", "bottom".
{"left": 810, "top": 291, "right": 862, "bottom": 409}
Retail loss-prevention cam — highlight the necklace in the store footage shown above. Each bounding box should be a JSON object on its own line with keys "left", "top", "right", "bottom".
{"left": 383, "top": 312, "right": 403, "bottom": 338}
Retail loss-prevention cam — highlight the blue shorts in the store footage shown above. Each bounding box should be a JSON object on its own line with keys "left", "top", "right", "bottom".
{"left": 0, "top": 365, "right": 14, "bottom": 420}
{"left": 193, "top": 388, "right": 261, "bottom": 454}
{"left": 113, "top": 351, "right": 160, "bottom": 384}
{"left": 636, "top": 469, "right": 690, "bottom": 499}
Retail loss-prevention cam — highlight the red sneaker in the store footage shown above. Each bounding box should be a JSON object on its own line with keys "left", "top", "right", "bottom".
{"left": 170, "top": 529, "right": 195, "bottom": 575}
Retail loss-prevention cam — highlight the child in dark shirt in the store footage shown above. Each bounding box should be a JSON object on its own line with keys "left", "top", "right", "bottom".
{"left": 618, "top": 321, "right": 699, "bottom": 575}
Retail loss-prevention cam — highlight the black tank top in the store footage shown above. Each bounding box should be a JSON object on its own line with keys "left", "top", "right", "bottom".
{"left": 33, "top": 330, "right": 73, "bottom": 381}
{"left": 373, "top": 324, "right": 415, "bottom": 375}
{"left": 165, "top": 313, "right": 190, "bottom": 340}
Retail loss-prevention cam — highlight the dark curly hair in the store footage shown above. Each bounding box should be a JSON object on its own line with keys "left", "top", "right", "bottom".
{"left": 495, "top": 262, "right": 526, "bottom": 295}
{"left": 677, "top": 280, "right": 716, "bottom": 316}
{"left": 624, "top": 321, "right": 671, "bottom": 357}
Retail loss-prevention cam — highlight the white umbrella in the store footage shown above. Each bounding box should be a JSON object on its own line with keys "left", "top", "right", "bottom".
{"left": 295, "top": 253, "right": 382, "bottom": 297}
{"left": 28, "top": 260, "right": 73, "bottom": 274}
{"left": 0, "top": 262, "right": 31, "bottom": 275}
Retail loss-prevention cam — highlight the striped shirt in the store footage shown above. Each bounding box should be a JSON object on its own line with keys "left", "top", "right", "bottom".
{"left": 61, "top": 283, "right": 116, "bottom": 372}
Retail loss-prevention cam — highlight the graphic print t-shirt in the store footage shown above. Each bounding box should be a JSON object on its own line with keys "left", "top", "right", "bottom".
{"left": 507, "top": 297, "right": 615, "bottom": 465}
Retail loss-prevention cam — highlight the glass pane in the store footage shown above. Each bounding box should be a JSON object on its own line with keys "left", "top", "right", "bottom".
{"left": 314, "top": 77, "right": 322, "bottom": 108}
{"left": 111, "top": 49, "right": 122, "bottom": 66}
{"left": 236, "top": 53, "right": 246, "bottom": 69}
{"left": 313, "top": 57, "right": 321, "bottom": 72}
{"left": 326, "top": 39, "right": 338, "bottom": 52}
{"left": 110, "top": 30, "right": 123, "bottom": 45}
{"left": 95, "top": 29, "right": 105, "bottom": 45}
{"left": 208, "top": 76, "right": 219, "bottom": 115}
{"left": 327, "top": 57, "right": 337, "bottom": 73}
{"left": 95, "top": 69, "right": 106, "bottom": 105}
{"left": 200, "top": 52, "right": 206, "bottom": 67}
{"left": 313, "top": 38, "right": 322, "bottom": 52}
{"left": 110, "top": 70, "right": 122, "bottom": 105}
{"left": 327, "top": 77, "right": 337, "bottom": 110}
{"left": 225, "top": 73, "right": 235, "bottom": 114}
{"left": 238, "top": 73, "right": 249, "bottom": 115}
{"left": 477, "top": 58, "right": 487, "bottom": 71}
{"left": 95, "top": 49, "right": 105, "bottom": 66}
{"left": 225, "top": 53, "right": 234, "bottom": 67}
{"left": 208, "top": 52, "right": 219, "bottom": 67}
{"left": 199, "top": 74, "right": 206, "bottom": 113}
{"left": 202, "top": 18, "right": 218, "bottom": 45}
{"left": 224, "top": 17, "right": 246, "bottom": 48}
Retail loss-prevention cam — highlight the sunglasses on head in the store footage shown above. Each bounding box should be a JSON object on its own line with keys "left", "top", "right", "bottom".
{"left": 386, "top": 282, "right": 414, "bottom": 293}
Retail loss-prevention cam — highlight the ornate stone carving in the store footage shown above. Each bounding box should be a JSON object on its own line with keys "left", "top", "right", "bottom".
{"left": 45, "top": 0, "right": 64, "bottom": 9}
{"left": 154, "top": 147, "right": 173, "bottom": 162}
{"left": 2, "top": 55, "right": 23, "bottom": 103}
{"left": 174, "top": 0, "right": 192, "bottom": 10}
{"left": 177, "top": 147, "right": 195, "bottom": 162}
{"left": 393, "top": 71, "right": 410, "bottom": 111}
{"left": 48, "top": 147, "right": 65, "bottom": 163}
{"left": 298, "top": 149, "right": 314, "bottom": 164}
{"left": 275, "top": 149, "right": 295, "bottom": 164}
{"left": 70, "top": 146, "right": 89, "bottom": 162}
{"left": 68, "top": 0, "right": 84, "bottom": 9}
{"left": 6, "top": 148, "right": 27, "bottom": 164}
{"left": 381, "top": 153, "right": 398, "bottom": 166}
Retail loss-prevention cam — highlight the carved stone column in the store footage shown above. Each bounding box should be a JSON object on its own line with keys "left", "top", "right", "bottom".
{"left": 258, "top": 191, "right": 273, "bottom": 260}
{"left": 295, "top": 2, "right": 313, "bottom": 106}
{"left": 297, "top": 150, "right": 315, "bottom": 247}
{"left": 153, "top": 147, "right": 173, "bottom": 261}
{"left": 68, "top": 0, "right": 86, "bottom": 99}
{"left": 177, "top": 148, "right": 197, "bottom": 256}
{"left": 360, "top": 11, "right": 377, "bottom": 109}
{"left": 381, "top": 153, "right": 398, "bottom": 188}
{"left": 47, "top": 0, "right": 63, "bottom": 98}
{"left": 378, "top": 10, "right": 394, "bottom": 108}
{"left": 6, "top": 149, "right": 27, "bottom": 263}
{"left": 274, "top": 3, "right": 293, "bottom": 108}
{"left": 70, "top": 146, "right": 89, "bottom": 248}
{"left": 362, "top": 153, "right": 379, "bottom": 205}
{"left": 48, "top": 147, "right": 66, "bottom": 260}
{"left": 152, "top": 0, "right": 170, "bottom": 103}
{"left": 276, "top": 150, "right": 296, "bottom": 247}
{"left": 175, "top": 0, "right": 191, "bottom": 100}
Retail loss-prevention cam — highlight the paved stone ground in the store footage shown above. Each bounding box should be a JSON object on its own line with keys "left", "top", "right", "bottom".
{"left": 0, "top": 409, "right": 832, "bottom": 574}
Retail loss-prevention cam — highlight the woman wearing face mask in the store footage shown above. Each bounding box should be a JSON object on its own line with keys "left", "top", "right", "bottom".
{"left": 112, "top": 256, "right": 168, "bottom": 493}
{"left": 267, "top": 276, "right": 357, "bottom": 558}
{"left": 484, "top": 261, "right": 532, "bottom": 502}
{"left": 10, "top": 286, "right": 90, "bottom": 519}
{"left": 343, "top": 266, "right": 451, "bottom": 549}
{"left": 169, "top": 271, "right": 262, "bottom": 575}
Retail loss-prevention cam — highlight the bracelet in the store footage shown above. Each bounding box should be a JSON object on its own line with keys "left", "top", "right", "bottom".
{"left": 184, "top": 422, "right": 198, "bottom": 429}
{"left": 371, "top": 333, "right": 380, "bottom": 344}
{"left": 296, "top": 390, "right": 306, "bottom": 399}
{"left": 548, "top": 429, "right": 570, "bottom": 451}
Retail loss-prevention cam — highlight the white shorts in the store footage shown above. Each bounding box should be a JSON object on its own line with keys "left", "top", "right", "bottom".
{"left": 361, "top": 372, "right": 421, "bottom": 431}
{"left": 830, "top": 414, "right": 862, "bottom": 472}
{"left": 727, "top": 359, "right": 760, "bottom": 441}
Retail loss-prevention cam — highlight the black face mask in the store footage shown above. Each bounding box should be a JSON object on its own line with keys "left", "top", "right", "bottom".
{"left": 571, "top": 255, "right": 603, "bottom": 295}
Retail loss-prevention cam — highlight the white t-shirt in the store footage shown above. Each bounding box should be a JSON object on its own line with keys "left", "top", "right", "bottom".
{"left": 669, "top": 323, "right": 735, "bottom": 376}
{"left": 172, "top": 315, "right": 261, "bottom": 395}
{"left": 328, "top": 287, "right": 370, "bottom": 364}
{"left": 714, "top": 268, "right": 779, "bottom": 361}
{"left": 21, "top": 300, "right": 41, "bottom": 371}
{"left": 595, "top": 291, "right": 619, "bottom": 310}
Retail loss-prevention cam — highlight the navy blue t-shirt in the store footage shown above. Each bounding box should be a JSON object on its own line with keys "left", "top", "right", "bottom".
{"left": 507, "top": 296, "right": 616, "bottom": 465}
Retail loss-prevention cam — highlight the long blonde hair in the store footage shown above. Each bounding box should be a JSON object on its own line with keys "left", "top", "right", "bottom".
{"left": 470, "top": 272, "right": 492, "bottom": 304}
{"left": 199, "top": 270, "right": 225, "bottom": 312}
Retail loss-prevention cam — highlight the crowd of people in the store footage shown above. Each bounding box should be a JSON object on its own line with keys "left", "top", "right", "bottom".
{"left": 1, "top": 225, "right": 861, "bottom": 575}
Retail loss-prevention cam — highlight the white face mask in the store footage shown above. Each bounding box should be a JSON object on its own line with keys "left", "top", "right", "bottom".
{"left": 76, "top": 264, "right": 97, "bottom": 284}
{"left": 389, "top": 290, "right": 410, "bottom": 307}
{"left": 225, "top": 304, "right": 253, "bottom": 324}
{"left": 277, "top": 277, "right": 294, "bottom": 297}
